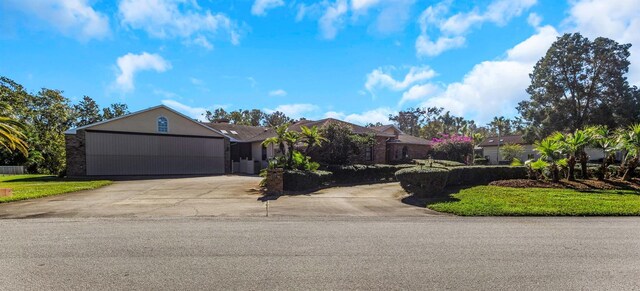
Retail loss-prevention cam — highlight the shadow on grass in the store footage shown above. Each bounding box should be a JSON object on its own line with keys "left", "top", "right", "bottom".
{"left": 400, "top": 186, "right": 469, "bottom": 208}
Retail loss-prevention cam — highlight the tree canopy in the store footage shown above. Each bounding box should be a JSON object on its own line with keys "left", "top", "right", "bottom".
{"left": 518, "top": 32, "right": 640, "bottom": 141}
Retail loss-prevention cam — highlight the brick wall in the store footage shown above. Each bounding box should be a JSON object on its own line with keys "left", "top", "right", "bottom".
{"left": 373, "top": 136, "right": 388, "bottom": 164}
{"left": 65, "top": 130, "right": 86, "bottom": 176}
{"left": 387, "top": 143, "right": 431, "bottom": 163}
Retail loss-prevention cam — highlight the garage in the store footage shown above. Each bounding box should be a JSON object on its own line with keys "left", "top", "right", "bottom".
{"left": 65, "top": 105, "right": 230, "bottom": 176}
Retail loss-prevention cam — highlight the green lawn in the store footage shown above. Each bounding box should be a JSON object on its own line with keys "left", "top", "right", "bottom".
{"left": 429, "top": 186, "right": 640, "bottom": 216}
{"left": 0, "top": 175, "right": 111, "bottom": 203}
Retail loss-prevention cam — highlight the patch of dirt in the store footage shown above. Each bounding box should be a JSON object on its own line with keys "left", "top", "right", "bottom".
{"left": 489, "top": 178, "right": 640, "bottom": 191}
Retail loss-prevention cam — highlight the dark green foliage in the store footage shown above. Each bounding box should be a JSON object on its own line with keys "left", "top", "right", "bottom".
{"left": 445, "top": 166, "right": 527, "bottom": 186}
{"left": 518, "top": 33, "right": 639, "bottom": 141}
{"left": 101, "top": 103, "right": 129, "bottom": 120}
{"left": 283, "top": 170, "right": 332, "bottom": 191}
{"left": 434, "top": 159, "right": 465, "bottom": 167}
{"left": 474, "top": 158, "right": 489, "bottom": 165}
{"left": 394, "top": 167, "right": 449, "bottom": 197}
{"left": 395, "top": 166, "right": 527, "bottom": 196}
{"left": 325, "top": 164, "right": 415, "bottom": 184}
{"left": 315, "top": 122, "right": 375, "bottom": 165}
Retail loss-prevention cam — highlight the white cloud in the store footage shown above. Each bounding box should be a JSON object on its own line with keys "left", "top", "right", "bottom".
{"left": 351, "top": 0, "right": 382, "bottom": 12}
{"left": 161, "top": 100, "right": 208, "bottom": 120}
{"left": 190, "top": 77, "right": 203, "bottom": 85}
{"left": 5, "top": 0, "right": 110, "bottom": 41}
{"left": 319, "top": 0, "right": 348, "bottom": 39}
{"left": 269, "top": 89, "right": 288, "bottom": 97}
{"left": 416, "top": 0, "right": 536, "bottom": 56}
{"left": 114, "top": 52, "right": 171, "bottom": 92}
{"left": 324, "top": 107, "right": 395, "bottom": 125}
{"left": 251, "top": 0, "right": 284, "bottom": 16}
{"left": 565, "top": 0, "right": 640, "bottom": 86}
{"left": 118, "top": 0, "right": 242, "bottom": 47}
{"left": 265, "top": 104, "right": 319, "bottom": 119}
{"left": 527, "top": 12, "right": 542, "bottom": 27}
{"left": 365, "top": 66, "right": 436, "bottom": 93}
{"left": 400, "top": 83, "right": 441, "bottom": 106}
{"left": 419, "top": 25, "right": 559, "bottom": 123}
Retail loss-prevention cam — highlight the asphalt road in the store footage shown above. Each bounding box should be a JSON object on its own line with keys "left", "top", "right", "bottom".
{"left": 2, "top": 217, "right": 640, "bottom": 290}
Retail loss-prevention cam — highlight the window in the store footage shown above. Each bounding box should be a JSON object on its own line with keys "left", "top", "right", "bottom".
{"left": 157, "top": 117, "right": 168, "bottom": 133}
{"left": 220, "top": 130, "right": 228, "bottom": 134}
{"left": 262, "top": 145, "right": 268, "bottom": 161}
{"left": 365, "top": 146, "right": 373, "bottom": 161}
{"left": 402, "top": 146, "right": 409, "bottom": 159}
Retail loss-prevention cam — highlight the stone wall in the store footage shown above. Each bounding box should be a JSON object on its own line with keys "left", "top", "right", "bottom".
{"left": 265, "top": 168, "right": 283, "bottom": 195}
{"left": 65, "top": 130, "right": 86, "bottom": 177}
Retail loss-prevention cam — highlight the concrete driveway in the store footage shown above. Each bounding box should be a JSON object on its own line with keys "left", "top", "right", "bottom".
{"left": 0, "top": 176, "right": 440, "bottom": 218}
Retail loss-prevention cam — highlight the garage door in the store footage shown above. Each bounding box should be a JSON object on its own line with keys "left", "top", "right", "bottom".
{"left": 85, "top": 131, "right": 225, "bottom": 176}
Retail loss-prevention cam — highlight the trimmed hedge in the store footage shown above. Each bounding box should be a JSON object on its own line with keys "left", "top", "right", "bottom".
{"left": 395, "top": 167, "right": 449, "bottom": 196}
{"left": 395, "top": 166, "right": 527, "bottom": 196}
{"left": 325, "top": 164, "right": 415, "bottom": 184}
{"left": 283, "top": 170, "right": 333, "bottom": 191}
{"left": 434, "top": 160, "right": 466, "bottom": 167}
{"left": 445, "top": 166, "right": 527, "bottom": 186}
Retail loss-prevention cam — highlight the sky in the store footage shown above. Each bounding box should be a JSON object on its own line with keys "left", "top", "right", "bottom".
{"left": 1, "top": 0, "right": 639, "bottom": 125}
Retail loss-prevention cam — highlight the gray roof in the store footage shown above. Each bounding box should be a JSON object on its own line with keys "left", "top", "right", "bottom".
{"left": 202, "top": 123, "right": 275, "bottom": 143}
{"left": 388, "top": 134, "right": 432, "bottom": 146}
{"left": 478, "top": 135, "right": 527, "bottom": 147}
{"left": 288, "top": 118, "right": 395, "bottom": 137}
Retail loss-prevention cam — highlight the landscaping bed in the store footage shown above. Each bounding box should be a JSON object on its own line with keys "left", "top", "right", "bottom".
{"left": 0, "top": 175, "right": 111, "bottom": 203}
{"left": 489, "top": 178, "right": 640, "bottom": 191}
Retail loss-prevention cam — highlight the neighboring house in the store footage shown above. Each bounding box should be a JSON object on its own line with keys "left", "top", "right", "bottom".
{"left": 65, "top": 105, "right": 230, "bottom": 176}
{"left": 371, "top": 125, "right": 432, "bottom": 162}
{"left": 203, "top": 121, "right": 276, "bottom": 174}
{"left": 479, "top": 134, "right": 609, "bottom": 164}
{"left": 479, "top": 135, "right": 537, "bottom": 165}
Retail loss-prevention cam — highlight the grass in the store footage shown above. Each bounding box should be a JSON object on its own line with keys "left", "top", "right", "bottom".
{"left": 428, "top": 185, "right": 640, "bottom": 216}
{"left": 0, "top": 175, "right": 111, "bottom": 203}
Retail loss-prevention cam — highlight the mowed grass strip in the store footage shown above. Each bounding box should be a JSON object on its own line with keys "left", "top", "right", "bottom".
{"left": 429, "top": 185, "right": 640, "bottom": 216}
{"left": 0, "top": 175, "right": 111, "bottom": 203}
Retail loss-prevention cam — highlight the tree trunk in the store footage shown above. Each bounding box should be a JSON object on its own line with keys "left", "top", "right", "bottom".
{"left": 579, "top": 151, "right": 589, "bottom": 179}
{"left": 599, "top": 158, "right": 606, "bottom": 181}
{"left": 551, "top": 164, "right": 560, "bottom": 182}
{"left": 567, "top": 156, "right": 576, "bottom": 181}
{"left": 622, "top": 157, "right": 638, "bottom": 181}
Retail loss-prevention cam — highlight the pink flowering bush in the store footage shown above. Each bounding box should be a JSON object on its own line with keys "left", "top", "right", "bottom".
{"left": 431, "top": 134, "right": 473, "bottom": 163}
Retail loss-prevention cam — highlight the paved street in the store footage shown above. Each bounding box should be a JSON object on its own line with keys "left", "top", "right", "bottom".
{"left": 2, "top": 217, "right": 639, "bottom": 290}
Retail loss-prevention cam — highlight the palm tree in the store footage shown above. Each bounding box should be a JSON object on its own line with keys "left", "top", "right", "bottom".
{"left": 471, "top": 133, "right": 484, "bottom": 164}
{"left": 282, "top": 130, "right": 301, "bottom": 169}
{"left": 0, "top": 112, "right": 28, "bottom": 157}
{"left": 262, "top": 124, "right": 289, "bottom": 161}
{"left": 586, "top": 126, "right": 616, "bottom": 180}
{"left": 534, "top": 135, "right": 563, "bottom": 182}
{"left": 558, "top": 129, "right": 590, "bottom": 181}
{"left": 300, "top": 125, "right": 328, "bottom": 155}
{"left": 617, "top": 124, "right": 640, "bottom": 181}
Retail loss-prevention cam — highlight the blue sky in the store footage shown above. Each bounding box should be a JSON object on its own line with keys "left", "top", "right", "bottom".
{"left": 1, "top": 0, "right": 639, "bottom": 125}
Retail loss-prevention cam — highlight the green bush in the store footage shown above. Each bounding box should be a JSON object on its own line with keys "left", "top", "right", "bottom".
{"left": 445, "top": 166, "right": 527, "bottom": 186}
{"left": 434, "top": 159, "right": 465, "bottom": 167}
{"left": 395, "top": 165, "right": 527, "bottom": 197}
{"left": 326, "top": 164, "right": 414, "bottom": 184}
{"left": 395, "top": 167, "right": 449, "bottom": 197}
{"left": 283, "top": 170, "right": 332, "bottom": 191}
{"left": 473, "top": 158, "right": 489, "bottom": 165}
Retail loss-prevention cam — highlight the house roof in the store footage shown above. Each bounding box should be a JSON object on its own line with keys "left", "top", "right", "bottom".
{"left": 478, "top": 134, "right": 527, "bottom": 147}
{"left": 202, "top": 123, "right": 275, "bottom": 143}
{"left": 370, "top": 124, "right": 403, "bottom": 135}
{"left": 64, "top": 105, "right": 227, "bottom": 137}
{"left": 388, "top": 134, "right": 432, "bottom": 146}
{"left": 288, "top": 118, "right": 395, "bottom": 137}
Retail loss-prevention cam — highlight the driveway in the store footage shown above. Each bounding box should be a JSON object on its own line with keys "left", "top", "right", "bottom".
{"left": 0, "top": 176, "right": 440, "bottom": 218}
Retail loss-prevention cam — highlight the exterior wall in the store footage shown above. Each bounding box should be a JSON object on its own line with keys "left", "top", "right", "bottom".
{"left": 90, "top": 107, "right": 222, "bottom": 137}
{"left": 85, "top": 131, "right": 226, "bottom": 175}
{"left": 373, "top": 136, "right": 388, "bottom": 164}
{"left": 224, "top": 138, "right": 231, "bottom": 174}
{"left": 387, "top": 143, "right": 431, "bottom": 162}
{"left": 65, "top": 130, "right": 86, "bottom": 176}
{"left": 483, "top": 144, "right": 538, "bottom": 164}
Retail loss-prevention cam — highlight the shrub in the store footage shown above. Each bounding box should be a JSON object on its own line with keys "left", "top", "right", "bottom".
{"left": 445, "top": 166, "right": 527, "bottom": 186}
{"left": 395, "top": 165, "right": 528, "bottom": 196}
{"left": 433, "top": 159, "right": 465, "bottom": 167}
{"left": 395, "top": 167, "right": 449, "bottom": 197}
{"left": 474, "top": 158, "right": 489, "bottom": 165}
{"left": 326, "top": 164, "right": 414, "bottom": 184}
{"left": 431, "top": 134, "right": 473, "bottom": 163}
{"left": 283, "top": 170, "right": 332, "bottom": 191}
